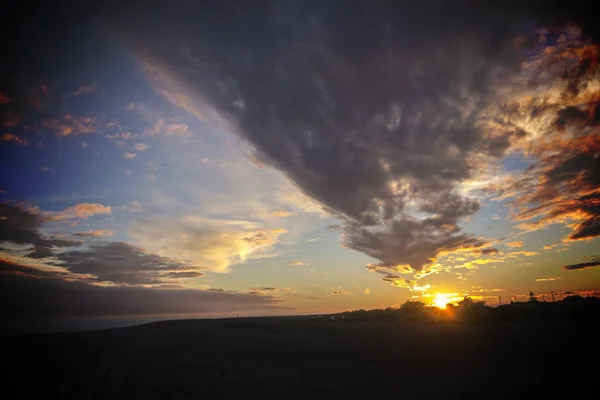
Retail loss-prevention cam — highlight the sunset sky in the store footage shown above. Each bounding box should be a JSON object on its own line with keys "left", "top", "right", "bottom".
{"left": 1, "top": 1, "right": 599, "bottom": 329}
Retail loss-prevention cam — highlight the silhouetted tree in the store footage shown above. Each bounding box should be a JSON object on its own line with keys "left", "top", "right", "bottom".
{"left": 529, "top": 290, "right": 539, "bottom": 303}
{"left": 458, "top": 296, "right": 474, "bottom": 308}
{"left": 400, "top": 300, "right": 426, "bottom": 312}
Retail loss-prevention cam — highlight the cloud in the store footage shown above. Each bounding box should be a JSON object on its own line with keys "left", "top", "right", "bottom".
{"left": 543, "top": 244, "right": 559, "bottom": 250}
{"left": 103, "top": 2, "right": 600, "bottom": 284}
{"left": 53, "top": 241, "right": 202, "bottom": 285}
{"left": 249, "top": 287, "right": 280, "bottom": 295}
{"left": 474, "top": 247, "right": 501, "bottom": 255}
{"left": 67, "top": 84, "right": 96, "bottom": 97}
{"left": 0, "top": 269, "right": 282, "bottom": 319}
{"left": 331, "top": 290, "right": 348, "bottom": 295}
{"left": 364, "top": 288, "right": 370, "bottom": 295}
{"left": 48, "top": 203, "right": 111, "bottom": 220}
{"left": 0, "top": 203, "right": 80, "bottom": 258}
{"left": 121, "top": 200, "right": 145, "bottom": 212}
{"left": 288, "top": 261, "right": 308, "bottom": 267}
{"left": 43, "top": 115, "right": 97, "bottom": 136}
{"left": 483, "top": 35, "right": 600, "bottom": 244}
{"left": 1, "top": 133, "right": 27, "bottom": 146}
{"left": 134, "top": 143, "right": 148, "bottom": 151}
{"left": 124, "top": 151, "right": 136, "bottom": 159}
{"left": 130, "top": 216, "right": 287, "bottom": 272}
{"left": 562, "top": 256, "right": 600, "bottom": 270}
{"left": 271, "top": 210, "right": 296, "bottom": 218}
{"left": 145, "top": 119, "right": 189, "bottom": 137}
{"left": 507, "top": 251, "right": 540, "bottom": 257}
{"left": 536, "top": 277, "right": 563, "bottom": 282}
{"left": 506, "top": 241, "right": 524, "bottom": 248}
{"left": 381, "top": 274, "right": 432, "bottom": 292}
{"left": 73, "top": 229, "right": 115, "bottom": 238}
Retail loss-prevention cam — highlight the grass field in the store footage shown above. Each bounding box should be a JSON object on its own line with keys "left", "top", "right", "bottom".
{"left": 4, "top": 315, "right": 597, "bottom": 399}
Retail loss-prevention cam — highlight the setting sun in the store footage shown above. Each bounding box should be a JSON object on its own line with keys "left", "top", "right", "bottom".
{"left": 433, "top": 294, "right": 452, "bottom": 309}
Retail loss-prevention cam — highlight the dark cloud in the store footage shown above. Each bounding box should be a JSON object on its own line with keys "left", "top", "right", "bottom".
{"left": 475, "top": 247, "right": 501, "bottom": 256}
{"left": 562, "top": 257, "right": 600, "bottom": 270}
{"left": 54, "top": 241, "right": 203, "bottom": 285}
{"left": 0, "top": 265, "right": 282, "bottom": 319}
{"left": 325, "top": 224, "right": 341, "bottom": 232}
{"left": 250, "top": 287, "right": 278, "bottom": 292}
{"left": 331, "top": 290, "right": 348, "bottom": 295}
{"left": 0, "top": 203, "right": 80, "bottom": 257}
{"left": 99, "top": 1, "right": 521, "bottom": 274}
{"left": 95, "top": 1, "right": 599, "bottom": 282}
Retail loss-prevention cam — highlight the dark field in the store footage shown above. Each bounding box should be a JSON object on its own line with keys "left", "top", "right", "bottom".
{"left": 4, "top": 315, "right": 597, "bottom": 399}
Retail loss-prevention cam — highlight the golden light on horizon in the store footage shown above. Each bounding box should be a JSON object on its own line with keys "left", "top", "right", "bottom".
{"left": 433, "top": 293, "right": 452, "bottom": 309}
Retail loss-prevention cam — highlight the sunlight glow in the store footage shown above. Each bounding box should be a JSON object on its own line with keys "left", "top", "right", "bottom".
{"left": 433, "top": 293, "right": 452, "bottom": 309}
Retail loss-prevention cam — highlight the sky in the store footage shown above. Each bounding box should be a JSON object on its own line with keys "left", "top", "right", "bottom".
{"left": 1, "top": 0, "right": 599, "bottom": 331}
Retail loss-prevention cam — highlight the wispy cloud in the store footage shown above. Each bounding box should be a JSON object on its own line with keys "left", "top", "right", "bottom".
{"left": 67, "top": 84, "right": 96, "bottom": 97}
{"left": 48, "top": 203, "right": 111, "bottom": 220}
{"left": 507, "top": 251, "right": 540, "bottom": 257}
{"left": 130, "top": 216, "right": 287, "bottom": 273}
{"left": 271, "top": 210, "right": 296, "bottom": 218}
{"left": 73, "top": 229, "right": 115, "bottom": 238}
{"left": 536, "top": 277, "right": 563, "bottom": 282}
{"left": 288, "top": 261, "right": 308, "bottom": 267}
{"left": 134, "top": 143, "right": 148, "bottom": 151}
{"left": 506, "top": 241, "right": 523, "bottom": 248}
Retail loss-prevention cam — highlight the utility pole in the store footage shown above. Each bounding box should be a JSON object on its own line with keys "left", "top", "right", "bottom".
{"left": 498, "top": 296, "right": 502, "bottom": 306}
{"left": 551, "top": 291, "right": 555, "bottom": 302}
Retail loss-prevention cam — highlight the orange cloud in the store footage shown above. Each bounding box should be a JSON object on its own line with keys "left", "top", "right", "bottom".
{"left": 124, "top": 152, "right": 136, "bottom": 159}
{"left": 482, "top": 35, "right": 600, "bottom": 244}
{"left": 74, "top": 229, "right": 115, "bottom": 237}
{"left": 48, "top": 203, "right": 111, "bottom": 221}
{"left": 43, "top": 115, "right": 96, "bottom": 136}
{"left": 506, "top": 241, "right": 523, "bottom": 248}
{"left": 1, "top": 133, "right": 27, "bottom": 146}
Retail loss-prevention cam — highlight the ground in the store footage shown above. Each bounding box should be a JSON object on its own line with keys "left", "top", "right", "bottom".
{"left": 4, "top": 316, "right": 597, "bottom": 399}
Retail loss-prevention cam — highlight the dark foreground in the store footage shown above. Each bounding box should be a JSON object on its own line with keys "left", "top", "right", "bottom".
{"left": 5, "top": 316, "right": 597, "bottom": 399}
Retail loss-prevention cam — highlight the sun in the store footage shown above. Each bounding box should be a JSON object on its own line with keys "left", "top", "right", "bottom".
{"left": 433, "top": 293, "right": 451, "bottom": 309}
